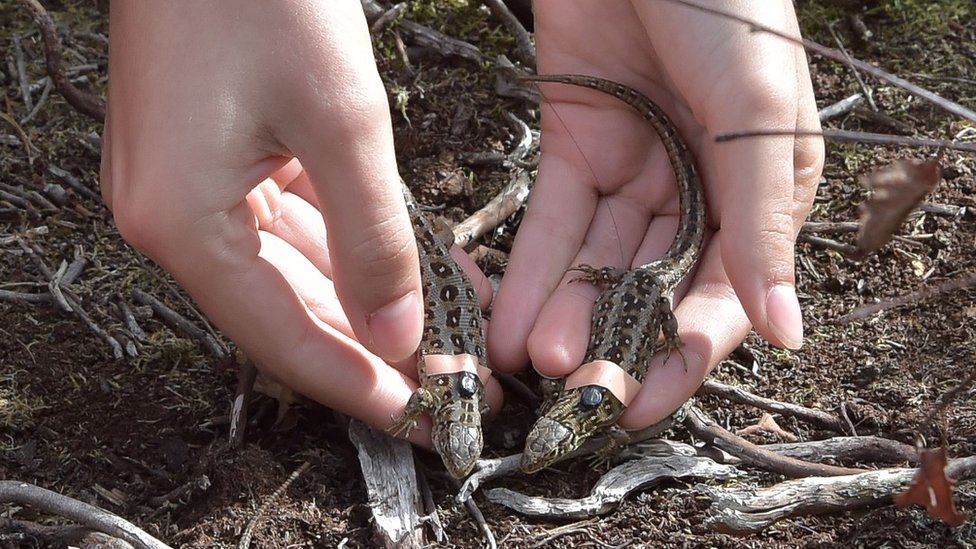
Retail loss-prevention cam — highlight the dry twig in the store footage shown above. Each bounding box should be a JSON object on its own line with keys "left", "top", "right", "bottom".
{"left": 697, "top": 379, "right": 850, "bottom": 434}
{"left": 132, "top": 288, "right": 227, "bottom": 361}
{"left": 684, "top": 406, "right": 865, "bottom": 478}
{"left": 0, "top": 481, "right": 172, "bottom": 549}
{"left": 15, "top": 0, "right": 106, "bottom": 120}
{"left": 704, "top": 456, "right": 976, "bottom": 534}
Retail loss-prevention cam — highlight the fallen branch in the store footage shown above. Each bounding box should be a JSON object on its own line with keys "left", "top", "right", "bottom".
{"left": 666, "top": 0, "right": 976, "bottom": 123}
{"left": 361, "top": 0, "right": 483, "bottom": 63}
{"left": 684, "top": 406, "right": 865, "bottom": 477}
{"left": 347, "top": 419, "right": 424, "bottom": 548}
{"left": 840, "top": 270, "right": 976, "bottom": 322}
{"left": 453, "top": 170, "right": 532, "bottom": 251}
{"left": 697, "top": 379, "right": 850, "bottom": 434}
{"left": 15, "top": 0, "right": 106, "bottom": 120}
{"left": 132, "top": 288, "right": 227, "bottom": 361}
{"left": 4, "top": 519, "right": 135, "bottom": 549}
{"left": 481, "top": 0, "right": 535, "bottom": 68}
{"left": 0, "top": 481, "right": 172, "bottom": 549}
{"left": 485, "top": 446, "right": 739, "bottom": 519}
{"left": 764, "top": 436, "right": 918, "bottom": 466}
{"left": 458, "top": 412, "right": 682, "bottom": 502}
{"left": 229, "top": 360, "right": 259, "bottom": 448}
{"left": 703, "top": 456, "right": 976, "bottom": 534}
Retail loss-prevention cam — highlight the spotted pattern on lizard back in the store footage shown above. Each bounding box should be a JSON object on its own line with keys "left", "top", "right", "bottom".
{"left": 388, "top": 181, "right": 488, "bottom": 478}
{"left": 518, "top": 74, "right": 706, "bottom": 473}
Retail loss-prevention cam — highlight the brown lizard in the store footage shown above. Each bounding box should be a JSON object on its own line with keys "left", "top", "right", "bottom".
{"left": 518, "top": 74, "right": 706, "bottom": 473}
{"left": 388, "top": 181, "right": 491, "bottom": 478}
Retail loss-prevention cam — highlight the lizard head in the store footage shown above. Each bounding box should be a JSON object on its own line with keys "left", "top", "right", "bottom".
{"left": 520, "top": 384, "right": 624, "bottom": 473}
{"left": 429, "top": 371, "right": 486, "bottom": 478}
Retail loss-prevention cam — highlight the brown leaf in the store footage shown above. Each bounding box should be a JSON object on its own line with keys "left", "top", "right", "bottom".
{"left": 894, "top": 447, "right": 967, "bottom": 526}
{"left": 855, "top": 158, "right": 941, "bottom": 258}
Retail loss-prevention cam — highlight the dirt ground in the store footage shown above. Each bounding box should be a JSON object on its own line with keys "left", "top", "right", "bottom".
{"left": 2, "top": 1, "right": 976, "bottom": 547}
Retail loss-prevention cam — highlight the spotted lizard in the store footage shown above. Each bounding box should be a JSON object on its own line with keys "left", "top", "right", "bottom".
{"left": 388, "top": 181, "right": 490, "bottom": 478}
{"left": 518, "top": 74, "right": 706, "bottom": 473}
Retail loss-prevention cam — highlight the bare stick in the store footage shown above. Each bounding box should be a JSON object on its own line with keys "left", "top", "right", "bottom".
{"left": 763, "top": 437, "right": 918, "bottom": 466}
{"left": 21, "top": 77, "right": 52, "bottom": 125}
{"left": 347, "top": 419, "right": 424, "bottom": 548}
{"left": 481, "top": 0, "right": 535, "bottom": 68}
{"left": 818, "top": 93, "right": 864, "bottom": 122}
{"left": 47, "top": 164, "right": 101, "bottom": 201}
{"left": 458, "top": 412, "right": 681, "bottom": 502}
{"left": 5, "top": 519, "right": 133, "bottom": 549}
{"left": 718, "top": 128, "right": 976, "bottom": 154}
{"left": 0, "top": 481, "right": 172, "bottom": 549}
{"left": 0, "top": 110, "right": 36, "bottom": 165}
{"left": 230, "top": 360, "right": 258, "bottom": 448}
{"left": 14, "top": 35, "right": 33, "bottom": 112}
{"left": 15, "top": 0, "right": 106, "bottom": 120}
{"left": 666, "top": 0, "right": 976, "bottom": 123}
{"left": 0, "top": 289, "right": 51, "bottom": 303}
{"left": 453, "top": 170, "right": 532, "bottom": 250}
{"left": 827, "top": 24, "right": 877, "bottom": 112}
{"left": 485, "top": 448, "right": 739, "bottom": 519}
{"left": 797, "top": 233, "right": 858, "bottom": 255}
{"left": 238, "top": 462, "right": 310, "bottom": 549}
{"left": 368, "top": 2, "right": 408, "bottom": 35}
{"left": 840, "top": 270, "right": 976, "bottom": 321}
{"left": 704, "top": 456, "right": 976, "bottom": 534}
{"left": 802, "top": 221, "right": 860, "bottom": 235}
{"left": 460, "top": 489, "right": 497, "bottom": 549}
{"left": 416, "top": 468, "right": 445, "bottom": 543}
{"left": 684, "top": 406, "right": 865, "bottom": 477}
{"left": 361, "top": 0, "right": 483, "bottom": 63}
{"left": 146, "top": 475, "right": 211, "bottom": 509}
{"left": 132, "top": 288, "right": 227, "bottom": 361}
{"left": 697, "top": 379, "right": 850, "bottom": 434}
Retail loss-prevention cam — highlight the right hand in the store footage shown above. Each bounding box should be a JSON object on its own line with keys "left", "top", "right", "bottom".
{"left": 101, "top": 0, "right": 499, "bottom": 440}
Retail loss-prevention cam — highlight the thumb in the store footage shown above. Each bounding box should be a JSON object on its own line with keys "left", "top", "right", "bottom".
{"left": 281, "top": 75, "right": 422, "bottom": 364}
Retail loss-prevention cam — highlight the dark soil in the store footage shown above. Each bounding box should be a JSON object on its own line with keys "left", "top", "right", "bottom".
{"left": 2, "top": 1, "right": 975, "bottom": 548}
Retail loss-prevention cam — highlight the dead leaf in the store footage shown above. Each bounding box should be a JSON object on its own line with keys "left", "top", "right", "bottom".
{"left": 855, "top": 158, "right": 941, "bottom": 259}
{"left": 895, "top": 447, "right": 967, "bottom": 526}
{"left": 735, "top": 413, "right": 799, "bottom": 442}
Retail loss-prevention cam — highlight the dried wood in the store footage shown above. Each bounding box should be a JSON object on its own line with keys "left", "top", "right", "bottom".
{"left": 697, "top": 379, "right": 849, "bottom": 433}
{"left": 764, "top": 436, "right": 918, "bottom": 466}
{"left": 5, "top": 519, "right": 135, "bottom": 549}
{"left": 132, "top": 288, "right": 227, "bottom": 361}
{"left": 347, "top": 419, "right": 425, "bottom": 548}
{"left": 15, "top": 0, "right": 106, "bottom": 120}
{"left": 0, "top": 481, "right": 172, "bottom": 549}
{"left": 817, "top": 93, "right": 864, "bottom": 122}
{"left": 458, "top": 412, "right": 682, "bottom": 502}
{"left": 485, "top": 447, "right": 739, "bottom": 519}
{"left": 361, "top": 0, "right": 483, "bottom": 63}
{"left": 453, "top": 170, "right": 532, "bottom": 250}
{"left": 481, "top": 0, "right": 535, "bottom": 68}
{"left": 684, "top": 406, "right": 865, "bottom": 477}
{"left": 704, "top": 456, "right": 976, "bottom": 534}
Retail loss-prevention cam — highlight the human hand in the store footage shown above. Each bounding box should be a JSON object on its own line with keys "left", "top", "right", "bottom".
{"left": 100, "top": 1, "right": 501, "bottom": 442}
{"left": 489, "top": 0, "right": 824, "bottom": 429}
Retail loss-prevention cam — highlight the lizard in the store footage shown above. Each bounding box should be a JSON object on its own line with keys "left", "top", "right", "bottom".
{"left": 388, "top": 180, "right": 492, "bottom": 479}
{"left": 518, "top": 74, "right": 706, "bottom": 474}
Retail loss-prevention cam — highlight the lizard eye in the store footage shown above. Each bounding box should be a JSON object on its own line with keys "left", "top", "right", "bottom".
{"left": 457, "top": 371, "right": 481, "bottom": 398}
{"left": 579, "top": 386, "right": 605, "bottom": 409}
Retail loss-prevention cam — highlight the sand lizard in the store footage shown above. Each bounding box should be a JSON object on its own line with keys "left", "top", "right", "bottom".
{"left": 388, "top": 181, "right": 490, "bottom": 478}
{"left": 518, "top": 74, "right": 706, "bottom": 473}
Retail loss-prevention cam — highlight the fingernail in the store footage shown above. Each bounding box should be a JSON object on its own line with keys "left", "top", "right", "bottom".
{"left": 766, "top": 284, "right": 803, "bottom": 350}
{"left": 366, "top": 291, "right": 422, "bottom": 362}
